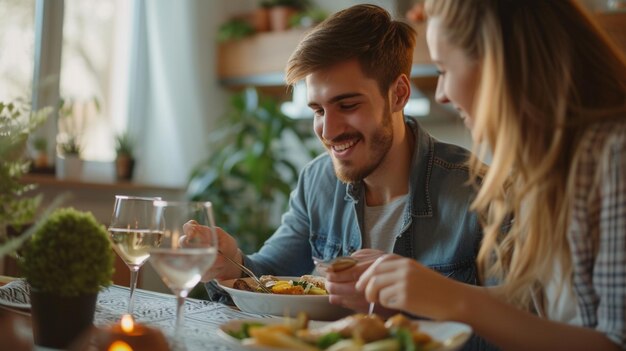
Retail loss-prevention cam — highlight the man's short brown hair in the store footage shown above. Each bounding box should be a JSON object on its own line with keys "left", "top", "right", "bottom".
{"left": 285, "top": 4, "right": 416, "bottom": 94}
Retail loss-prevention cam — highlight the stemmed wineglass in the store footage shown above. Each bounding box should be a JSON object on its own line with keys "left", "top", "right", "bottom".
{"left": 108, "top": 195, "right": 163, "bottom": 314}
{"left": 148, "top": 200, "right": 218, "bottom": 337}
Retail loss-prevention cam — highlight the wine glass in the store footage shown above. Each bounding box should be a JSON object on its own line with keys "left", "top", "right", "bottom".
{"left": 148, "top": 200, "right": 218, "bottom": 337}
{"left": 108, "top": 195, "right": 163, "bottom": 314}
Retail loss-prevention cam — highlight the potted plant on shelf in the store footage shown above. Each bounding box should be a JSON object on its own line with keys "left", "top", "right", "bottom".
{"left": 217, "top": 18, "right": 255, "bottom": 42}
{"left": 187, "top": 88, "right": 318, "bottom": 252}
{"left": 31, "top": 136, "right": 49, "bottom": 169}
{"left": 254, "top": 0, "right": 273, "bottom": 32}
{"left": 114, "top": 131, "right": 136, "bottom": 181}
{"left": 20, "top": 207, "right": 114, "bottom": 349}
{"left": 289, "top": 8, "right": 327, "bottom": 29}
{"left": 55, "top": 97, "right": 99, "bottom": 180}
{"left": 266, "top": 0, "right": 310, "bottom": 31}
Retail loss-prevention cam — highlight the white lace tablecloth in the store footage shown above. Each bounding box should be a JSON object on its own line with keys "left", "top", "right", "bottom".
{"left": 102, "top": 285, "right": 278, "bottom": 350}
{"left": 1, "top": 280, "right": 276, "bottom": 350}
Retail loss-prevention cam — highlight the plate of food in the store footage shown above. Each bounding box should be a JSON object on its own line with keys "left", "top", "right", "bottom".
{"left": 217, "top": 313, "right": 472, "bottom": 351}
{"left": 217, "top": 275, "right": 353, "bottom": 321}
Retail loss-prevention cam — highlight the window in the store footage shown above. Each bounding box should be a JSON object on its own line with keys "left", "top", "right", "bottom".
{"left": 0, "top": 0, "right": 36, "bottom": 101}
{"left": 59, "top": 0, "right": 132, "bottom": 161}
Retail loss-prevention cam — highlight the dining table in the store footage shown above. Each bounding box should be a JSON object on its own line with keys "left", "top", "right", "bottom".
{"left": 0, "top": 277, "right": 277, "bottom": 350}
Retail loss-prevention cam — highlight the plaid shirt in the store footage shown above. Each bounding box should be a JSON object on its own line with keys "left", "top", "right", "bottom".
{"left": 569, "top": 120, "right": 626, "bottom": 348}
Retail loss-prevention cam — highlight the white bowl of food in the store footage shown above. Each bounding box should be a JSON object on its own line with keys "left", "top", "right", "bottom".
{"left": 218, "top": 275, "right": 353, "bottom": 321}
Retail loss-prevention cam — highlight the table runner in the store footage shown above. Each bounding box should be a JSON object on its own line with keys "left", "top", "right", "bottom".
{"left": 0, "top": 280, "right": 276, "bottom": 350}
{"left": 97, "top": 285, "right": 274, "bottom": 350}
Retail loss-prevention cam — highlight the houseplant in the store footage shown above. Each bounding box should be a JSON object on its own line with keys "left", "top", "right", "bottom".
{"left": 187, "top": 88, "right": 318, "bottom": 252}
{"left": 56, "top": 98, "right": 85, "bottom": 157}
{"left": 289, "top": 8, "right": 327, "bottom": 29}
{"left": 254, "top": 0, "right": 273, "bottom": 32}
{"left": 32, "top": 136, "right": 48, "bottom": 169}
{"left": 265, "top": 0, "right": 310, "bottom": 31}
{"left": 0, "top": 100, "right": 61, "bottom": 350}
{"left": 114, "top": 131, "right": 136, "bottom": 181}
{"left": 56, "top": 97, "right": 99, "bottom": 180}
{"left": 0, "top": 101, "right": 49, "bottom": 253}
{"left": 20, "top": 207, "right": 114, "bottom": 348}
{"left": 218, "top": 18, "right": 255, "bottom": 42}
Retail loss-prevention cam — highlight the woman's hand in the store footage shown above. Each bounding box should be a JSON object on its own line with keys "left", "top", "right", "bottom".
{"left": 356, "top": 254, "right": 467, "bottom": 321}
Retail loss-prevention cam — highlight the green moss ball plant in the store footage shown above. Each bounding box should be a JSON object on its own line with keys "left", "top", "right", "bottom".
{"left": 21, "top": 207, "right": 114, "bottom": 297}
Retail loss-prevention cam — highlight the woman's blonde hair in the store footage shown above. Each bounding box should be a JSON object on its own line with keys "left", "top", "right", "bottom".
{"left": 425, "top": 0, "right": 626, "bottom": 307}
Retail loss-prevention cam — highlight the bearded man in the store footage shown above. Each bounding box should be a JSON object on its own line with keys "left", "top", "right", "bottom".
{"left": 204, "top": 4, "right": 483, "bottom": 320}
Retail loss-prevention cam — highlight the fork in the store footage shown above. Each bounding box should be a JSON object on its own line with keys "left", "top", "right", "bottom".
{"left": 368, "top": 302, "right": 375, "bottom": 316}
{"left": 218, "top": 249, "right": 272, "bottom": 294}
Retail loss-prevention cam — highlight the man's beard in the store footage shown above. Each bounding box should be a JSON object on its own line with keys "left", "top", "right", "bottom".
{"left": 331, "top": 107, "right": 394, "bottom": 183}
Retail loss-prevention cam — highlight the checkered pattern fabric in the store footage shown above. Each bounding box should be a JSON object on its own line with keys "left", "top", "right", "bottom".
{"left": 569, "top": 120, "right": 626, "bottom": 348}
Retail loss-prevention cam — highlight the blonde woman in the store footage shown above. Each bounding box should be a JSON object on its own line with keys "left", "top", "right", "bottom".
{"left": 356, "top": 1, "right": 626, "bottom": 350}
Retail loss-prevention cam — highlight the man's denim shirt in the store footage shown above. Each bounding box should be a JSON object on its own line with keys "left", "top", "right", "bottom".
{"left": 244, "top": 117, "right": 482, "bottom": 286}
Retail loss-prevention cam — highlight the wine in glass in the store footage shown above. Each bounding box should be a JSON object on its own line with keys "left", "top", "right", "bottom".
{"left": 148, "top": 200, "right": 218, "bottom": 336}
{"left": 108, "top": 195, "right": 163, "bottom": 314}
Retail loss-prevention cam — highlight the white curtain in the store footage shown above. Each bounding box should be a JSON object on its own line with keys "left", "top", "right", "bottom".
{"left": 127, "top": 0, "right": 228, "bottom": 188}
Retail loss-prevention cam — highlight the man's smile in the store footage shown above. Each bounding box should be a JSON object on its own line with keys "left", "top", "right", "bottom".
{"left": 332, "top": 139, "right": 359, "bottom": 152}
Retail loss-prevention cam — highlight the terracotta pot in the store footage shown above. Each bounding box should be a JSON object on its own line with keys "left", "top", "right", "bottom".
{"left": 269, "top": 6, "right": 297, "bottom": 31}
{"left": 30, "top": 290, "right": 97, "bottom": 349}
{"left": 34, "top": 153, "right": 49, "bottom": 168}
{"left": 115, "top": 155, "right": 135, "bottom": 181}
{"left": 254, "top": 8, "right": 271, "bottom": 32}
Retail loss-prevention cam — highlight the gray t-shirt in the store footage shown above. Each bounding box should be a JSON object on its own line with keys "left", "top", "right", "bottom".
{"left": 362, "top": 195, "right": 408, "bottom": 252}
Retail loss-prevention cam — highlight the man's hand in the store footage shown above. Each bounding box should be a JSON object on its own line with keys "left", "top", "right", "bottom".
{"left": 325, "top": 249, "right": 390, "bottom": 313}
{"left": 182, "top": 220, "right": 243, "bottom": 282}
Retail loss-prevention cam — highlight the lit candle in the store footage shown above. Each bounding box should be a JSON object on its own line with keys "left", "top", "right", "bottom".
{"left": 108, "top": 340, "right": 132, "bottom": 351}
{"left": 69, "top": 315, "right": 170, "bottom": 351}
{"left": 103, "top": 314, "right": 169, "bottom": 351}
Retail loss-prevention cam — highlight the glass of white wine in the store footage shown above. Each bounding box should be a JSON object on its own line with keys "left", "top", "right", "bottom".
{"left": 148, "top": 200, "right": 218, "bottom": 337}
{"left": 108, "top": 195, "right": 163, "bottom": 315}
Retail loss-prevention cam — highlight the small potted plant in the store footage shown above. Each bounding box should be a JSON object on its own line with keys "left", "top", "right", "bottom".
{"left": 31, "top": 136, "right": 49, "bottom": 169}
{"left": 266, "top": 0, "right": 310, "bottom": 31}
{"left": 254, "top": 0, "right": 273, "bottom": 32}
{"left": 114, "top": 131, "right": 136, "bottom": 181}
{"left": 218, "top": 18, "right": 255, "bottom": 42}
{"left": 289, "top": 8, "right": 327, "bottom": 29}
{"left": 56, "top": 136, "right": 83, "bottom": 180}
{"left": 55, "top": 97, "right": 100, "bottom": 180}
{"left": 20, "top": 207, "right": 114, "bottom": 349}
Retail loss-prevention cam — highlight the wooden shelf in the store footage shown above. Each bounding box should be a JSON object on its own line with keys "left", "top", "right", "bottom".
{"left": 21, "top": 174, "right": 182, "bottom": 192}
{"left": 217, "top": 13, "right": 626, "bottom": 88}
{"left": 217, "top": 23, "right": 436, "bottom": 87}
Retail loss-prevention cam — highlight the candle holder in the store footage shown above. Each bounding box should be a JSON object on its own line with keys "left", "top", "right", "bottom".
{"left": 70, "top": 314, "right": 170, "bottom": 351}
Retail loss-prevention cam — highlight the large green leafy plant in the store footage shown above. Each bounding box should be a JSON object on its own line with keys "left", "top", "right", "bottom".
{"left": 20, "top": 208, "right": 114, "bottom": 296}
{"left": 0, "top": 101, "right": 51, "bottom": 258}
{"left": 188, "top": 89, "right": 318, "bottom": 251}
